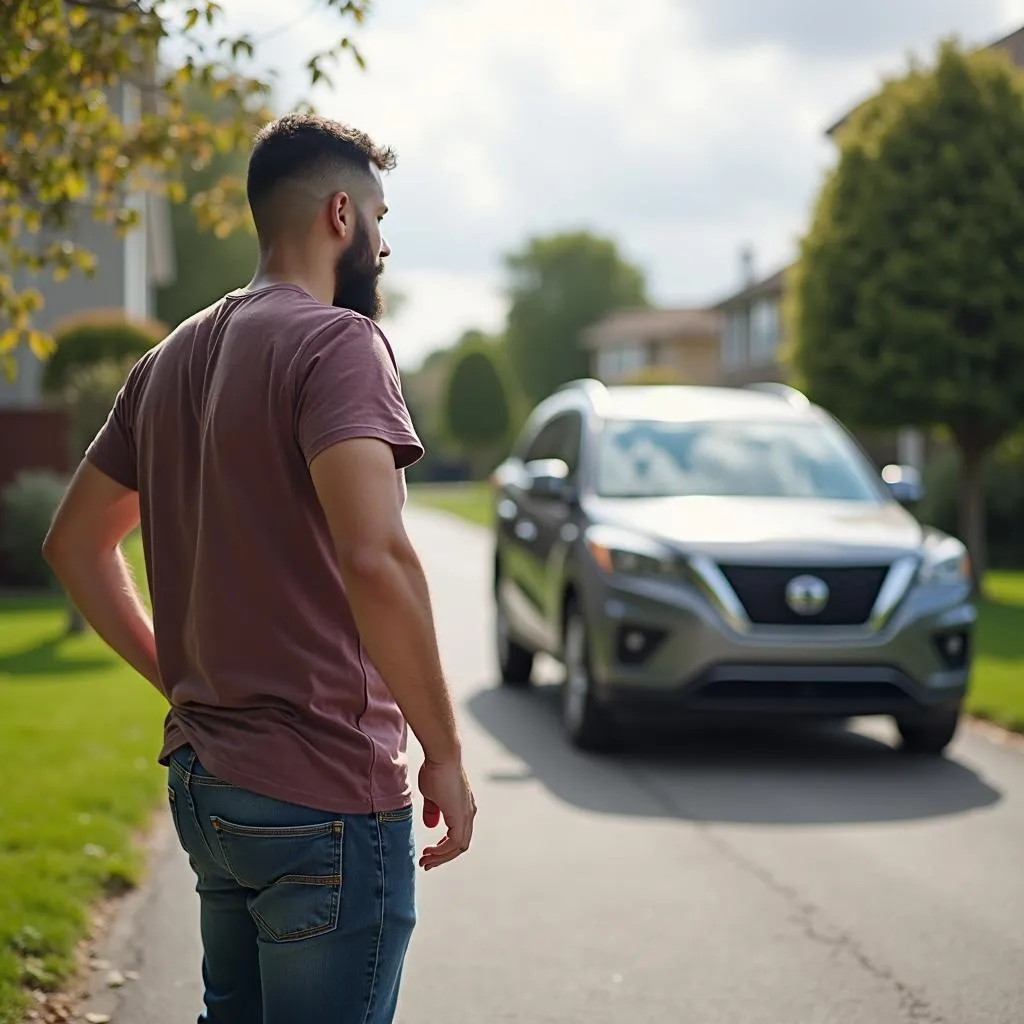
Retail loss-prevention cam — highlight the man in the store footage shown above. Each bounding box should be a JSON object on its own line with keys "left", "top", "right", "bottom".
{"left": 43, "top": 113, "right": 476, "bottom": 1024}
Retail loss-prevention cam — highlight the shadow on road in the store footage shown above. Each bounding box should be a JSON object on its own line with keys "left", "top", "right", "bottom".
{"left": 468, "top": 681, "right": 1002, "bottom": 826}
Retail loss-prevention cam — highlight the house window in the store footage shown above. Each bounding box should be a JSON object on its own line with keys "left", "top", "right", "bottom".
{"left": 722, "top": 309, "right": 749, "bottom": 369}
{"left": 750, "top": 298, "right": 780, "bottom": 364}
{"left": 596, "top": 344, "right": 647, "bottom": 381}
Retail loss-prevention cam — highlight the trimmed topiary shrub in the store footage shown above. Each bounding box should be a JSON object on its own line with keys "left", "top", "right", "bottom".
{"left": 42, "top": 311, "right": 164, "bottom": 395}
{"left": 1, "top": 470, "right": 68, "bottom": 589}
{"left": 62, "top": 357, "right": 137, "bottom": 461}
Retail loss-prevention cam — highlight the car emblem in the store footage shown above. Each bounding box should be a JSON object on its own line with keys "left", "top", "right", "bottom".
{"left": 785, "top": 574, "right": 830, "bottom": 617}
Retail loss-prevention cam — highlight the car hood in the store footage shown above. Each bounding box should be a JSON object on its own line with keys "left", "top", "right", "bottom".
{"left": 590, "top": 495, "right": 926, "bottom": 563}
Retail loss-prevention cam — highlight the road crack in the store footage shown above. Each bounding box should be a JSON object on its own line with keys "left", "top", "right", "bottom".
{"left": 625, "top": 766, "right": 949, "bottom": 1024}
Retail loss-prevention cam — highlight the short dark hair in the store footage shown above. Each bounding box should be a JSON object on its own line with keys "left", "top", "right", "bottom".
{"left": 246, "top": 113, "right": 396, "bottom": 241}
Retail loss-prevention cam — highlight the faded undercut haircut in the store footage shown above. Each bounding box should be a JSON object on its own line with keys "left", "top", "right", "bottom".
{"left": 246, "top": 113, "right": 396, "bottom": 244}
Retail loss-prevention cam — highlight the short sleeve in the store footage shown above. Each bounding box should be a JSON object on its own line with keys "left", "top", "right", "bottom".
{"left": 294, "top": 316, "right": 424, "bottom": 471}
{"left": 85, "top": 380, "right": 139, "bottom": 491}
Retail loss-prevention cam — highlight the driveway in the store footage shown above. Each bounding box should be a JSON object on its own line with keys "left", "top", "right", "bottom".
{"left": 87, "top": 507, "right": 1024, "bottom": 1024}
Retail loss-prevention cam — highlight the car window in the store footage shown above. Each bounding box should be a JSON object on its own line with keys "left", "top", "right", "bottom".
{"left": 524, "top": 412, "right": 583, "bottom": 476}
{"left": 596, "top": 418, "right": 882, "bottom": 501}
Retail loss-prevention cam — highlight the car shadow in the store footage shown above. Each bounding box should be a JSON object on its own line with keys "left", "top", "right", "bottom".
{"left": 467, "top": 681, "right": 1002, "bottom": 826}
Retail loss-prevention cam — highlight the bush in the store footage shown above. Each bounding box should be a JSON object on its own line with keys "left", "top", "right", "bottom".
{"left": 444, "top": 344, "right": 518, "bottom": 477}
{"left": 919, "top": 447, "right": 1024, "bottom": 568}
{"left": 42, "top": 311, "right": 163, "bottom": 395}
{"left": 62, "top": 357, "right": 137, "bottom": 460}
{"left": 1, "top": 471, "right": 68, "bottom": 589}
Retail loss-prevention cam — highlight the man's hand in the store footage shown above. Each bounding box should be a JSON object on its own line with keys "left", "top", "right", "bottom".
{"left": 418, "top": 759, "right": 476, "bottom": 870}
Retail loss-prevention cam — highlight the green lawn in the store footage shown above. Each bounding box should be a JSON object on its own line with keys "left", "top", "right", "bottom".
{"left": 411, "top": 483, "right": 1024, "bottom": 731}
{"left": 410, "top": 481, "right": 493, "bottom": 527}
{"left": 0, "top": 536, "right": 166, "bottom": 1024}
{"left": 969, "top": 572, "right": 1024, "bottom": 731}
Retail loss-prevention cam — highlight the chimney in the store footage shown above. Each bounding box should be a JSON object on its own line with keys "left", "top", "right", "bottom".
{"left": 739, "top": 245, "right": 756, "bottom": 288}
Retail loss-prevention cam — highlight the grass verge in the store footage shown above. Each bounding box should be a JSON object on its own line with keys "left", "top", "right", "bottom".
{"left": 0, "top": 536, "right": 166, "bottom": 1024}
{"left": 410, "top": 485, "right": 1024, "bottom": 732}
{"left": 410, "top": 481, "right": 493, "bottom": 527}
{"left": 969, "top": 572, "right": 1024, "bottom": 732}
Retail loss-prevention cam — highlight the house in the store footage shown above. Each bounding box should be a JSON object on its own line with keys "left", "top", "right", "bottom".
{"left": 0, "top": 80, "right": 176, "bottom": 410}
{"left": 825, "top": 24, "right": 1024, "bottom": 137}
{"left": 0, "top": 79, "right": 175, "bottom": 581}
{"left": 582, "top": 307, "right": 723, "bottom": 385}
{"left": 715, "top": 256, "right": 788, "bottom": 388}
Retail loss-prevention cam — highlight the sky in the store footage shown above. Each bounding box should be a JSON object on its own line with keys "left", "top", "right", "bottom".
{"left": 217, "top": 0, "right": 1024, "bottom": 369}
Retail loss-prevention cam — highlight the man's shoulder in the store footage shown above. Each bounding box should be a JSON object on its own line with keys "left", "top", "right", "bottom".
{"left": 294, "top": 307, "right": 400, "bottom": 369}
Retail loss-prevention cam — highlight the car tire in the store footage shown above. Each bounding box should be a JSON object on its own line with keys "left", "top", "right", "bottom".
{"left": 496, "top": 587, "right": 534, "bottom": 687}
{"left": 562, "top": 600, "right": 614, "bottom": 752}
{"left": 896, "top": 703, "right": 962, "bottom": 756}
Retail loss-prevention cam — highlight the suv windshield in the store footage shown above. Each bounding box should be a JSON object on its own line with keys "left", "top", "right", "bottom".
{"left": 595, "top": 418, "right": 883, "bottom": 502}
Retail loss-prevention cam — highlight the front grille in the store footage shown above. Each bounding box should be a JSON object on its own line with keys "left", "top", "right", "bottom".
{"left": 718, "top": 564, "right": 890, "bottom": 627}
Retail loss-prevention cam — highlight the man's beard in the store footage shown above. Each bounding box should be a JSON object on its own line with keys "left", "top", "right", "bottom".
{"left": 332, "top": 222, "right": 384, "bottom": 320}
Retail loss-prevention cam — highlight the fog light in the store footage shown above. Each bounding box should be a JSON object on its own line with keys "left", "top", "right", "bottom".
{"left": 624, "top": 630, "right": 646, "bottom": 653}
{"left": 615, "top": 625, "right": 666, "bottom": 666}
{"left": 933, "top": 630, "right": 970, "bottom": 670}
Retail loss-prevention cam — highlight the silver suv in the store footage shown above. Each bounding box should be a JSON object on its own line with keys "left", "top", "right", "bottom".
{"left": 491, "top": 381, "right": 975, "bottom": 755}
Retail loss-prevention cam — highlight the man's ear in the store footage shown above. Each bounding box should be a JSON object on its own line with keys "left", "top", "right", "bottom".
{"left": 328, "top": 190, "right": 353, "bottom": 241}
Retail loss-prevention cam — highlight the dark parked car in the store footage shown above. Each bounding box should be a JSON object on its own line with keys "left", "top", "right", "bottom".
{"left": 491, "top": 380, "right": 975, "bottom": 754}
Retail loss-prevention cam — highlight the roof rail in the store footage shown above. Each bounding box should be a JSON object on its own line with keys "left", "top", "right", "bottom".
{"left": 744, "top": 382, "right": 811, "bottom": 409}
{"left": 555, "top": 378, "right": 608, "bottom": 400}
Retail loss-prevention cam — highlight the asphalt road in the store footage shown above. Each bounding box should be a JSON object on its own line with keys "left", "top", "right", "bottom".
{"left": 86, "top": 507, "right": 1024, "bottom": 1024}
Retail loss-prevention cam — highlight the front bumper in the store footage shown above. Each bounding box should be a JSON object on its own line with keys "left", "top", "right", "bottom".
{"left": 584, "top": 571, "right": 975, "bottom": 719}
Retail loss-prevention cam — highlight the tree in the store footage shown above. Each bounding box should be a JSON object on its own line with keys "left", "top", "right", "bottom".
{"left": 0, "top": 0, "right": 370, "bottom": 369}
{"left": 504, "top": 232, "right": 649, "bottom": 402}
{"left": 156, "top": 86, "right": 259, "bottom": 328}
{"left": 443, "top": 340, "right": 515, "bottom": 478}
{"left": 790, "top": 40, "right": 1024, "bottom": 582}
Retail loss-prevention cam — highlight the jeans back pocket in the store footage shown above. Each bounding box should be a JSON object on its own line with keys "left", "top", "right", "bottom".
{"left": 211, "top": 817, "right": 344, "bottom": 943}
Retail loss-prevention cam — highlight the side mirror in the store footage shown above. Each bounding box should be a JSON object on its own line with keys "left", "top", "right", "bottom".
{"left": 882, "top": 464, "right": 925, "bottom": 505}
{"left": 525, "top": 458, "right": 572, "bottom": 501}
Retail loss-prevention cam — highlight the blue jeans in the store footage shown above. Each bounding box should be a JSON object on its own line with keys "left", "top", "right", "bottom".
{"left": 167, "top": 746, "right": 416, "bottom": 1024}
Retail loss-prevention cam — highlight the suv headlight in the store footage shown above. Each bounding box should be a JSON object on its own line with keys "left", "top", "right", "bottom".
{"left": 585, "top": 526, "right": 686, "bottom": 584}
{"left": 919, "top": 536, "right": 971, "bottom": 586}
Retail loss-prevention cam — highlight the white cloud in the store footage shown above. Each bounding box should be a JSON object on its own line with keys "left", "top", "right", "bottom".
{"left": 380, "top": 269, "right": 507, "bottom": 369}
{"left": 210, "top": 0, "right": 1024, "bottom": 367}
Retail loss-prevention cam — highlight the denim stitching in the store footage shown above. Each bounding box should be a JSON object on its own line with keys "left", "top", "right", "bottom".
{"left": 377, "top": 806, "right": 413, "bottom": 823}
{"left": 361, "top": 814, "right": 386, "bottom": 1024}
{"left": 250, "top": 905, "right": 339, "bottom": 943}
{"left": 173, "top": 750, "right": 220, "bottom": 867}
{"left": 211, "top": 818, "right": 341, "bottom": 840}
{"left": 244, "top": 829, "right": 343, "bottom": 942}
{"left": 188, "top": 775, "right": 236, "bottom": 788}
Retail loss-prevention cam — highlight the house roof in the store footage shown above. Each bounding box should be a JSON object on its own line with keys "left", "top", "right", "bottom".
{"left": 825, "top": 24, "right": 1024, "bottom": 138}
{"left": 581, "top": 307, "right": 722, "bottom": 349}
{"left": 713, "top": 267, "right": 789, "bottom": 309}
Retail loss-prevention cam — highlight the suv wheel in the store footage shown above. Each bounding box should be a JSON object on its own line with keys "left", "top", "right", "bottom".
{"left": 496, "top": 587, "right": 534, "bottom": 686}
{"left": 562, "top": 600, "right": 613, "bottom": 752}
{"left": 896, "top": 703, "right": 962, "bottom": 756}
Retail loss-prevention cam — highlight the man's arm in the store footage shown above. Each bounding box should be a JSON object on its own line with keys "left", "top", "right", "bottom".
{"left": 43, "top": 461, "right": 160, "bottom": 689}
{"left": 310, "top": 437, "right": 460, "bottom": 761}
{"left": 309, "top": 437, "right": 475, "bottom": 868}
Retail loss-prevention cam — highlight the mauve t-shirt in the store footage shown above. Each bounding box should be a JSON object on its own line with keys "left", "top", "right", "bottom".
{"left": 86, "top": 284, "right": 424, "bottom": 814}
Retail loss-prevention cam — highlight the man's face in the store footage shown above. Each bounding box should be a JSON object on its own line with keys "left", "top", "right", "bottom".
{"left": 332, "top": 172, "right": 390, "bottom": 320}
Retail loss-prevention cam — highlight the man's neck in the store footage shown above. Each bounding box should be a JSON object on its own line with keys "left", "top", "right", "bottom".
{"left": 249, "top": 251, "right": 332, "bottom": 305}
